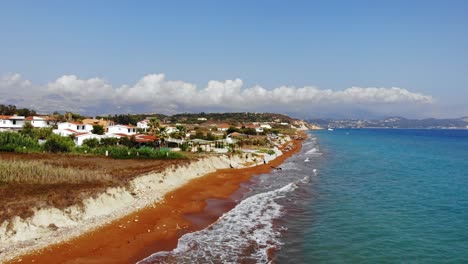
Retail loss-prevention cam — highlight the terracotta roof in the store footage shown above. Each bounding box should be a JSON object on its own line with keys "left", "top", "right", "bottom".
{"left": 64, "top": 129, "right": 79, "bottom": 133}
{"left": 112, "top": 133, "right": 129, "bottom": 137}
{"left": 74, "top": 132, "right": 90, "bottom": 136}
{"left": 136, "top": 134, "right": 158, "bottom": 140}
{"left": 8, "top": 116, "right": 25, "bottom": 120}
{"left": 217, "top": 123, "right": 231, "bottom": 128}
{"left": 0, "top": 115, "right": 12, "bottom": 119}
{"left": 135, "top": 134, "right": 158, "bottom": 143}
{"left": 26, "top": 116, "right": 46, "bottom": 121}
{"left": 228, "top": 132, "right": 245, "bottom": 137}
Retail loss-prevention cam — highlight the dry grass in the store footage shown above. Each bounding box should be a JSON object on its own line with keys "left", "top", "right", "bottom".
{"left": 0, "top": 152, "right": 193, "bottom": 223}
{"left": 0, "top": 160, "right": 114, "bottom": 184}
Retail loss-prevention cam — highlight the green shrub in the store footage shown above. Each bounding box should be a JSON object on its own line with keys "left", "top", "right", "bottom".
{"left": 106, "top": 146, "right": 133, "bottom": 159}
{"left": 155, "top": 148, "right": 186, "bottom": 159}
{"left": 19, "top": 122, "right": 34, "bottom": 137}
{"left": 180, "top": 143, "right": 189, "bottom": 151}
{"left": 33, "top": 127, "right": 53, "bottom": 139}
{"left": 104, "top": 146, "right": 186, "bottom": 160}
{"left": 0, "top": 131, "right": 42, "bottom": 152}
{"left": 73, "top": 145, "right": 92, "bottom": 154}
{"left": 92, "top": 125, "right": 105, "bottom": 135}
{"left": 82, "top": 138, "right": 100, "bottom": 148}
{"left": 101, "top": 137, "right": 118, "bottom": 146}
{"left": 259, "top": 148, "right": 275, "bottom": 155}
{"left": 136, "top": 147, "right": 155, "bottom": 158}
{"left": 44, "top": 134, "right": 75, "bottom": 153}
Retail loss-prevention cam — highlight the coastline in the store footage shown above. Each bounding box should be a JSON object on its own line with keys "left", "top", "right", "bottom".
{"left": 5, "top": 135, "right": 304, "bottom": 263}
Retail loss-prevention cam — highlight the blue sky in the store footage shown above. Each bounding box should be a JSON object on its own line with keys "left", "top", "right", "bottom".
{"left": 1, "top": 0, "right": 467, "bottom": 118}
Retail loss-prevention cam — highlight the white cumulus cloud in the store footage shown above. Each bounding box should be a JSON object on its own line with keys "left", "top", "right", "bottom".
{"left": 0, "top": 72, "right": 434, "bottom": 116}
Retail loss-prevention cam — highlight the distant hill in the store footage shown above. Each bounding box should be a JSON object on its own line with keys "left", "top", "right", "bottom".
{"left": 168, "top": 112, "right": 296, "bottom": 124}
{"left": 308, "top": 117, "right": 468, "bottom": 129}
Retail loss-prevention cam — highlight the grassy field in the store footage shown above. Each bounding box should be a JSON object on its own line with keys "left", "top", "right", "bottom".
{"left": 0, "top": 152, "right": 192, "bottom": 223}
{"left": 0, "top": 160, "right": 114, "bottom": 184}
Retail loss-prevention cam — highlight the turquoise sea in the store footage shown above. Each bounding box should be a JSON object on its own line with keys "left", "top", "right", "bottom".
{"left": 277, "top": 129, "right": 468, "bottom": 263}
{"left": 140, "top": 129, "right": 468, "bottom": 263}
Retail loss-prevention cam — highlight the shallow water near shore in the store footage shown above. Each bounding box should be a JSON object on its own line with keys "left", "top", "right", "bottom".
{"left": 138, "top": 135, "right": 318, "bottom": 263}
{"left": 140, "top": 129, "right": 468, "bottom": 263}
{"left": 277, "top": 129, "right": 468, "bottom": 263}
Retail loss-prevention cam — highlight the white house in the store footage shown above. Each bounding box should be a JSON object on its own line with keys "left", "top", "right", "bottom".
{"left": 26, "top": 116, "right": 51, "bottom": 128}
{"left": 53, "top": 122, "right": 93, "bottom": 137}
{"left": 0, "top": 115, "right": 25, "bottom": 130}
{"left": 163, "top": 126, "right": 179, "bottom": 135}
{"left": 107, "top": 125, "right": 137, "bottom": 136}
{"left": 260, "top": 123, "right": 272, "bottom": 129}
{"left": 197, "top": 117, "right": 207, "bottom": 121}
{"left": 247, "top": 125, "right": 263, "bottom": 133}
{"left": 137, "top": 120, "right": 150, "bottom": 131}
{"left": 57, "top": 122, "right": 93, "bottom": 133}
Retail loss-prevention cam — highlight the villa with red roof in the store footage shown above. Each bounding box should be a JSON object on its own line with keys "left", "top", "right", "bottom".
{"left": 0, "top": 115, "right": 26, "bottom": 130}
{"left": 25, "top": 116, "right": 51, "bottom": 128}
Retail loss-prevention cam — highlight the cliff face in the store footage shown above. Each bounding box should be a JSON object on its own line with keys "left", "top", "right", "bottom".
{"left": 292, "top": 120, "right": 322, "bottom": 130}
{"left": 0, "top": 150, "right": 282, "bottom": 261}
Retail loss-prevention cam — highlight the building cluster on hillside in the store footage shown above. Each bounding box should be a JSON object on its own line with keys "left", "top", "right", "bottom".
{"left": 0, "top": 114, "right": 298, "bottom": 152}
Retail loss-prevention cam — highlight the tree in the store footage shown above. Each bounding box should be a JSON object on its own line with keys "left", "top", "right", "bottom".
{"left": 242, "top": 127, "right": 257, "bottom": 135}
{"left": 194, "top": 130, "right": 205, "bottom": 139}
{"left": 101, "top": 137, "right": 118, "bottom": 146}
{"left": 33, "top": 128, "right": 53, "bottom": 140}
{"left": 92, "top": 125, "right": 105, "bottom": 135}
{"left": 19, "top": 122, "right": 34, "bottom": 138}
{"left": 82, "top": 138, "right": 100, "bottom": 148}
{"left": 159, "top": 126, "right": 168, "bottom": 137}
{"left": 148, "top": 118, "right": 160, "bottom": 134}
{"left": 17, "top": 108, "right": 36, "bottom": 117}
{"left": 0, "top": 104, "right": 17, "bottom": 115}
{"left": 206, "top": 132, "right": 215, "bottom": 141}
{"left": 44, "top": 134, "right": 75, "bottom": 153}
{"left": 170, "top": 131, "right": 185, "bottom": 139}
{"left": 176, "top": 125, "right": 186, "bottom": 133}
{"left": 227, "top": 126, "right": 241, "bottom": 135}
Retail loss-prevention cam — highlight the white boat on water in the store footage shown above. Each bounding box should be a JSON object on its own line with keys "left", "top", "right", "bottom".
{"left": 328, "top": 128, "right": 334, "bottom": 131}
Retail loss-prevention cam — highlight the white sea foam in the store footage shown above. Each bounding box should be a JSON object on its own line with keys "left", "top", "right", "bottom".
{"left": 138, "top": 178, "right": 308, "bottom": 264}
{"left": 280, "top": 161, "right": 300, "bottom": 171}
{"left": 305, "top": 147, "right": 321, "bottom": 155}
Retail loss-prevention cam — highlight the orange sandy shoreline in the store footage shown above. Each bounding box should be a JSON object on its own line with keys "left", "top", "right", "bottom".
{"left": 9, "top": 136, "right": 304, "bottom": 264}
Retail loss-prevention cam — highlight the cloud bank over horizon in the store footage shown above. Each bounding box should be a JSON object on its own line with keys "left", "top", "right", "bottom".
{"left": 1, "top": 73, "right": 436, "bottom": 118}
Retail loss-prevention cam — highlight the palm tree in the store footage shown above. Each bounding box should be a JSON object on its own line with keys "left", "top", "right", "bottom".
{"left": 148, "top": 118, "right": 160, "bottom": 135}
{"left": 159, "top": 126, "right": 167, "bottom": 138}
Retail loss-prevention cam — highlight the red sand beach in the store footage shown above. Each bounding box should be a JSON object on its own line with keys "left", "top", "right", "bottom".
{"left": 9, "top": 137, "right": 303, "bottom": 264}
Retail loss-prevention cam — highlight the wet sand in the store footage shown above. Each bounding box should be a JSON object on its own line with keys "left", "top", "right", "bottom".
{"left": 9, "top": 138, "right": 303, "bottom": 264}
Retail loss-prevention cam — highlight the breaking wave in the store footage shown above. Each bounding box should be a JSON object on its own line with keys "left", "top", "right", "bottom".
{"left": 138, "top": 177, "right": 309, "bottom": 264}
{"left": 305, "top": 147, "right": 321, "bottom": 155}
